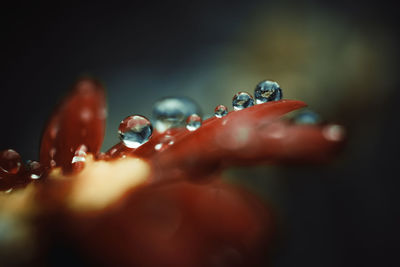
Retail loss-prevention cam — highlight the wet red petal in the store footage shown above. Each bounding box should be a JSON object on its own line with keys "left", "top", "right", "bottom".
{"left": 39, "top": 78, "right": 106, "bottom": 173}
{"left": 104, "top": 100, "right": 344, "bottom": 181}
{"left": 148, "top": 100, "right": 313, "bottom": 179}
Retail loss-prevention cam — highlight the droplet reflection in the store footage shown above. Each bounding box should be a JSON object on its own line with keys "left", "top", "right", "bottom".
{"left": 119, "top": 115, "right": 153, "bottom": 148}
{"left": 232, "top": 92, "right": 254, "bottom": 111}
{"left": 186, "top": 114, "right": 202, "bottom": 131}
{"left": 254, "top": 80, "right": 282, "bottom": 104}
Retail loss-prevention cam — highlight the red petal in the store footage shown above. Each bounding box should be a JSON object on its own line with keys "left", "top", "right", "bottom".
{"left": 63, "top": 180, "right": 272, "bottom": 266}
{"left": 148, "top": 100, "right": 311, "bottom": 179}
{"left": 104, "top": 100, "right": 345, "bottom": 181}
{"left": 39, "top": 78, "right": 106, "bottom": 173}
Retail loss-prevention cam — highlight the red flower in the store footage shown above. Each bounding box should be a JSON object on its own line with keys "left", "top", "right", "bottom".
{"left": 0, "top": 77, "right": 344, "bottom": 266}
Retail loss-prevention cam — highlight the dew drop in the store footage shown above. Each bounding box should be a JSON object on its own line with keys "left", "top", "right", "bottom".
{"left": 153, "top": 97, "right": 202, "bottom": 133}
{"left": 0, "top": 149, "right": 22, "bottom": 174}
{"left": 254, "top": 80, "right": 282, "bottom": 104}
{"left": 214, "top": 105, "right": 228, "bottom": 118}
{"left": 27, "top": 160, "right": 43, "bottom": 180}
{"left": 119, "top": 115, "right": 153, "bottom": 148}
{"left": 232, "top": 92, "right": 254, "bottom": 111}
{"left": 71, "top": 145, "right": 88, "bottom": 164}
{"left": 154, "top": 135, "right": 175, "bottom": 152}
{"left": 186, "top": 114, "right": 202, "bottom": 131}
{"left": 294, "top": 110, "right": 321, "bottom": 125}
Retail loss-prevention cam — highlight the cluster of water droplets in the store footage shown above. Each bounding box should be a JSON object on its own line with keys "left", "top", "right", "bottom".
{"left": 152, "top": 97, "right": 202, "bottom": 133}
{"left": 1, "top": 149, "right": 46, "bottom": 192}
{"left": 117, "top": 80, "right": 284, "bottom": 149}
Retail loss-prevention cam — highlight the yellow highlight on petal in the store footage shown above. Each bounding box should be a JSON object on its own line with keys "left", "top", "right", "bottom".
{"left": 67, "top": 155, "right": 150, "bottom": 212}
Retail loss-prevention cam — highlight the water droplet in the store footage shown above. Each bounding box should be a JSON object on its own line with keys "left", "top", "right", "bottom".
{"left": 0, "top": 149, "right": 22, "bottom": 174}
{"left": 154, "top": 135, "right": 175, "bottom": 152}
{"left": 153, "top": 97, "right": 202, "bottom": 132}
{"left": 232, "top": 92, "right": 254, "bottom": 111}
{"left": 27, "top": 160, "right": 43, "bottom": 180}
{"left": 214, "top": 105, "right": 228, "bottom": 118}
{"left": 254, "top": 80, "right": 282, "bottom": 104}
{"left": 119, "top": 115, "right": 153, "bottom": 148}
{"left": 294, "top": 110, "right": 321, "bottom": 125}
{"left": 71, "top": 145, "right": 88, "bottom": 164}
{"left": 186, "top": 114, "right": 202, "bottom": 131}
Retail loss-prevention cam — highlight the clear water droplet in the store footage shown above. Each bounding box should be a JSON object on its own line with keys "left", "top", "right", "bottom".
{"left": 153, "top": 97, "right": 202, "bottom": 132}
{"left": 232, "top": 92, "right": 254, "bottom": 111}
{"left": 0, "top": 149, "right": 22, "bottom": 174}
{"left": 294, "top": 110, "right": 321, "bottom": 125}
{"left": 119, "top": 115, "right": 153, "bottom": 148}
{"left": 27, "top": 160, "right": 43, "bottom": 180}
{"left": 186, "top": 114, "right": 202, "bottom": 131}
{"left": 154, "top": 135, "right": 175, "bottom": 152}
{"left": 214, "top": 105, "right": 228, "bottom": 118}
{"left": 254, "top": 80, "right": 282, "bottom": 104}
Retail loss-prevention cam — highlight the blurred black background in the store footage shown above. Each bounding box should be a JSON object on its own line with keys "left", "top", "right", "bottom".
{"left": 1, "top": 1, "right": 399, "bottom": 266}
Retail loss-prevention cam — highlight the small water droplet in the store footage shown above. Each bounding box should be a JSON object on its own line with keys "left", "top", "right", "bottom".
{"left": 0, "top": 149, "right": 22, "bottom": 174}
{"left": 153, "top": 97, "right": 202, "bottom": 132}
{"left": 154, "top": 135, "right": 175, "bottom": 152}
{"left": 254, "top": 80, "right": 282, "bottom": 104}
{"left": 71, "top": 145, "right": 88, "bottom": 164}
{"left": 294, "top": 110, "right": 321, "bottom": 125}
{"left": 214, "top": 105, "right": 228, "bottom": 118}
{"left": 71, "top": 156, "right": 86, "bottom": 164}
{"left": 119, "top": 115, "right": 153, "bottom": 148}
{"left": 186, "top": 114, "right": 202, "bottom": 131}
{"left": 232, "top": 92, "right": 254, "bottom": 111}
{"left": 27, "top": 160, "right": 43, "bottom": 180}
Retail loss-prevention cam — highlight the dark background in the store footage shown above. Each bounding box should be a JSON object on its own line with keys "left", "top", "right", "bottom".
{"left": 1, "top": 1, "right": 399, "bottom": 266}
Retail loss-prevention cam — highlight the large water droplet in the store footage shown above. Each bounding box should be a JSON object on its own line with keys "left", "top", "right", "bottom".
{"left": 254, "top": 80, "right": 282, "bottom": 104}
{"left": 0, "top": 149, "right": 22, "bottom": 174}
{"left": 214, "top": 105, "right": 228, "bottom": 118}
{"left": 294, "top": 110, "right": 321, "bottom": 125}
{"left": 119, "top": 115, "right": 153, "bottom": 148}
{"left": 232, "top": 92, "right": 254, "bottom": 111}
{"left": 186, "top": 114, "right": 202, "bottom": 131}
{"left": 154, "top": 135, "right": 175, "bottom": 152}
{"left": 153, "top": 97, "right": 202, "bottom": 133}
